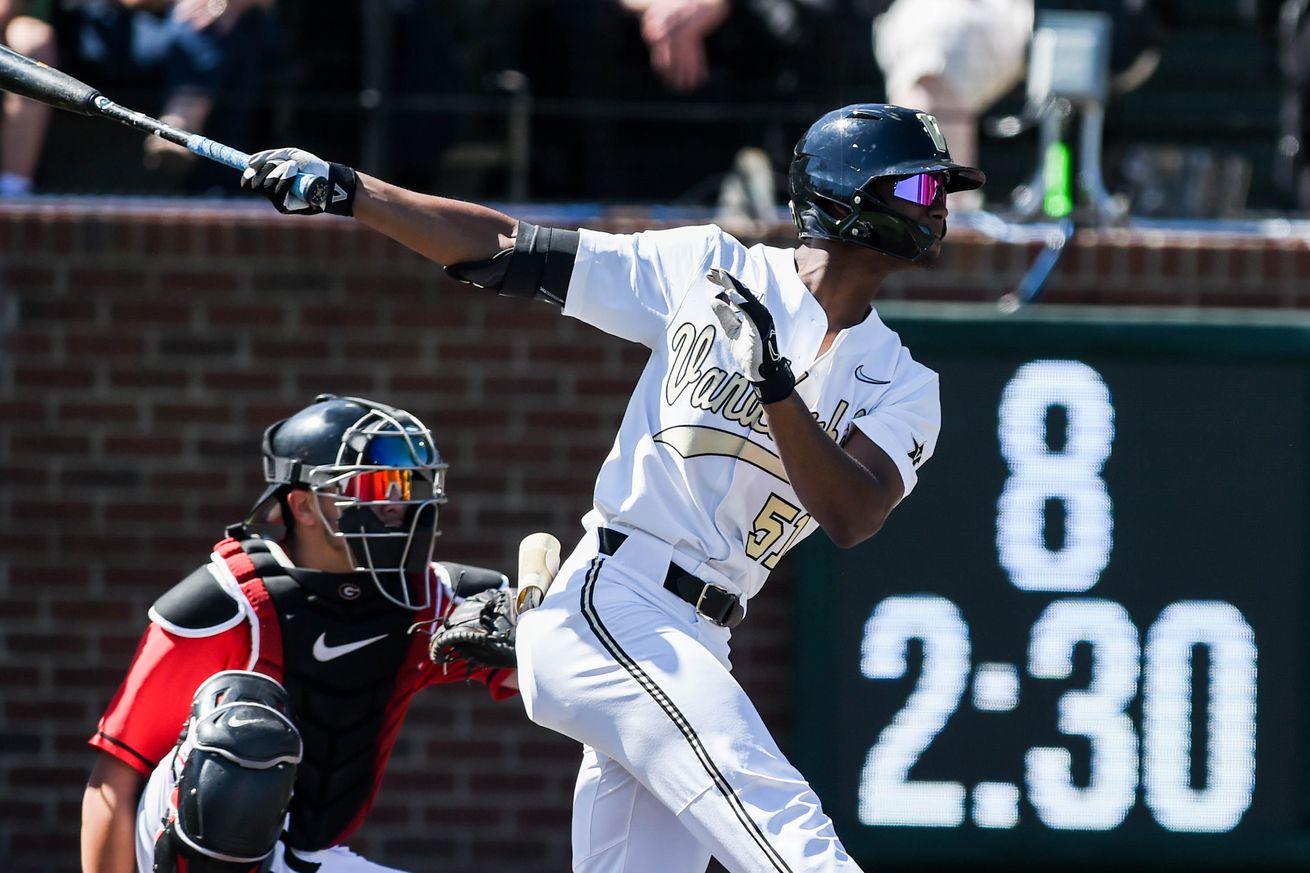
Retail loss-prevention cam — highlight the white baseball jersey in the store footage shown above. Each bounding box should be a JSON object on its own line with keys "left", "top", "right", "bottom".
{"left": 564, "top": 224, "right": 941, "bottom": 602}
{"left": 518, "top": 224, "right": 942, "bottom": 873}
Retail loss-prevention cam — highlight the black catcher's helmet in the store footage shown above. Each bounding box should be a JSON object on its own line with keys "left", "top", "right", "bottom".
{"left": 247, "top": 394, "right": 447, "bottom": 610}
{"left": 789, "top": 104, "right": 985, "bottom": 261}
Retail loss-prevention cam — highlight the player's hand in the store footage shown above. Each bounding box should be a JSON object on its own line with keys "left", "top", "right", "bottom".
{"left": 241, "top": 147, "right": 356, "bottom": 216}
{"left": 640, "top": 0, "right": 728, "bottom": 92}
{"left": 707, "top": 268, "right": 795, "bottom": 404}
{"left": 173, "top": 0, "right": 271, "bottom": 35}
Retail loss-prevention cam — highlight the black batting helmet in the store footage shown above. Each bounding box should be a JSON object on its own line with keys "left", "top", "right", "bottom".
{"left": 247, "top": 394, "right": 447, "bottom": 610}
{"left": 789, "top": 104, "right": 985, "bottom": 261}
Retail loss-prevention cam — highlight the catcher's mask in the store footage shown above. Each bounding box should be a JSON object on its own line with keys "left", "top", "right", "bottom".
{"left": 247, "top": 394, "right": 447, "bottom": 610}
{"left": 789, "top": 103, "right": 985, "bottom": 261}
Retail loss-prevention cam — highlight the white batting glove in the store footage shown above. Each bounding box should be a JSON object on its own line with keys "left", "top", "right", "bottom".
{"left": 241, "top": 147, "right": 355, "bottom": 216}
{"left": 707, "top": 268, "right": 795, "bottom": 404}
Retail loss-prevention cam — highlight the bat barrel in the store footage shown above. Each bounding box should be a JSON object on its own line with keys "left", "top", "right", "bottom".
{"left": 0, "top": 47, "right": 325, "bottom": 206}
{"left": 0, "top": 45, "right": 100, "bottom": 115}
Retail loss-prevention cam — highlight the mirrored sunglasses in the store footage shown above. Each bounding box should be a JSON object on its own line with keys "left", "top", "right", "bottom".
{"left": 340, "top": 468, "right": 436, "bottom": 502}
{"left": 892, "top": 172, "right": 947, "bottom": 206}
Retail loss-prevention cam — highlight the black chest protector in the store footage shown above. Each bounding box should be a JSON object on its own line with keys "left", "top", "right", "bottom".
{"left": 244, "top": 539, "right": 421, "bottom": 851}
{"left": 155, "top": 533, "right": 443, "bottom": 852}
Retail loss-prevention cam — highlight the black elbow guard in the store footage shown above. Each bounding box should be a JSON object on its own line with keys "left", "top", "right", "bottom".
{"left": 445, "top": 220, "right": 579, "bottom": 306}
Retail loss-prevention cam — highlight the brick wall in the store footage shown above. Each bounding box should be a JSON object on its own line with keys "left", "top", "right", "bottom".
{"left": 0, "top": 201, "right": 1306, "bottom": 871}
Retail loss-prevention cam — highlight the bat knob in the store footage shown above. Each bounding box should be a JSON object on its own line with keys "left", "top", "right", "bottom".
{"left": 302, "top": 176, "right": 329, "bottom": 210}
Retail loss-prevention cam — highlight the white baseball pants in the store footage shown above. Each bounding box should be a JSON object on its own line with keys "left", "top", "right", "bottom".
{"left": 516, "top": 526, "right": 862, "bottom": 873}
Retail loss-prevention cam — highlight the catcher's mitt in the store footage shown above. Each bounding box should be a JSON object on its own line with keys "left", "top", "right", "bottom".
{"left": 427, "top": 589, "right": 516, "bottom": 670}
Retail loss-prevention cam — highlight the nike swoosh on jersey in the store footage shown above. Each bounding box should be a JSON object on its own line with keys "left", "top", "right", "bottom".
{"left": 312, "top": 632, "right": 388, "bottom": 662}
{"left": 854, "top": 365, "right": 890, "bottom": 385}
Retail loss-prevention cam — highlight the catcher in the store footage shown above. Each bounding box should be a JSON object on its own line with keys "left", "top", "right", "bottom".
{"left": 80, "top": 394, "right": 550, "bottom": 873}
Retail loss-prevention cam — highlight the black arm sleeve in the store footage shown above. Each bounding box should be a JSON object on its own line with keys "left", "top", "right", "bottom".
{"left": 444, "top": 220, "right": 580, "bottom": 306}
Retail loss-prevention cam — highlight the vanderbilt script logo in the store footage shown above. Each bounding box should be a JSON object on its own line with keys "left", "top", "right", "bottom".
{"left": 666, "top": 322, "right": 767, "bottom": 434}
{"left": 660, "top": 321, "right": 865, "bottom": 483}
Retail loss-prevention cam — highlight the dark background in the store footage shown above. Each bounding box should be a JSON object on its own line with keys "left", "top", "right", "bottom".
{"left": 796, "top": 315, "right": 1310, "bottom": 870}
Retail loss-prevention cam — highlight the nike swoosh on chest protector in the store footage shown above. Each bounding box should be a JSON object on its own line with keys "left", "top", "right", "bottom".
{"left": 312, "top": 632, "right": 389, "bottom": 662}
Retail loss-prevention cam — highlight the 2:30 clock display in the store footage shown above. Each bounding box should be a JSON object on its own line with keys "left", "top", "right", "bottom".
{"left": 794, "top": 308, "right": 1310, "bottom": 871}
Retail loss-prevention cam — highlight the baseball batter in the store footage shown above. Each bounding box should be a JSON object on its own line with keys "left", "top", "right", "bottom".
{"left": 242, "top": 103, "right": 984, "bottom": 873}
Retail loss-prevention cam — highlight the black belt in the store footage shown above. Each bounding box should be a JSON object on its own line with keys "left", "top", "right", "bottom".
{"left": 596, "top": 527, "right": 745, "bottom": 628}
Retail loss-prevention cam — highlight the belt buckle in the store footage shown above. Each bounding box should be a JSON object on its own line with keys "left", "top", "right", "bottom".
{"left": 694, "top": 581, "right": 734, "bottom": 627}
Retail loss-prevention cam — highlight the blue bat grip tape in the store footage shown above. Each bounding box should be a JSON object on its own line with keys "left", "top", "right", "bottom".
{"left": 187, "top": 135, "right": 319, "bottom": 200}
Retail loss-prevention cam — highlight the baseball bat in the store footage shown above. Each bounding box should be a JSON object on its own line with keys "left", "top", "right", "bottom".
{"left": 0, "top": 45, "right": 325, "bottom": 206}
{"left": 512, "top": 532, "right": 562, "bottom": 620}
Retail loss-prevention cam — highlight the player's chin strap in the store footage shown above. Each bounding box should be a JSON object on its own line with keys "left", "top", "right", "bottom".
{"left": 445, "top": 220, "right": 579, "bottom": 305}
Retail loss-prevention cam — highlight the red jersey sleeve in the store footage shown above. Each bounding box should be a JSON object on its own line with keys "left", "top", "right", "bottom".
{"left": 484, "top": 666, "right": 519, "bottom": 700}
{"left": 89, "top": 621, "right": 253, "bottom": 776}
{"left": 414, "top": 643, "right": 518, "bottom": 700}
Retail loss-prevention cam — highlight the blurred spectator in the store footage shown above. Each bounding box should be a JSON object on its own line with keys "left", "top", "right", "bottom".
{"left": 622, "top": 0, "right": 731, "bottom": 93}
{"left": 0, "top": 0, "right": 57, "bottom": 195}
{"left": 523, "top": 0, "right": 873, "bottom": 206}
{"left": 1279, "top": 0, "right": 1309, "bottom": 209}
{"left": 1251, "top": 0, "right": 1310, "bottom": 210}
{"left": 0, "top": 0, "right": 283, "bottom": 196}
{"left": 619, "top": 0, "right": 864, "bottom": 99}
{"left": 873, "top": 0, "right": 1034, "bottom": 212}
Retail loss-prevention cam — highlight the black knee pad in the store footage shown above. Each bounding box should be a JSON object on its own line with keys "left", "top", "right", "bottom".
{"left": 152, "top": 826, "right": 266, "bottom": 873}
{"left": 161, "top": 671, "right": 303, "bottom": 870}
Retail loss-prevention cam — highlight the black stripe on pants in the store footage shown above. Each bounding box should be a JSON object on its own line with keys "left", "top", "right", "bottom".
{"left": 579, "top": 556, "right": 792, "bottom": 873}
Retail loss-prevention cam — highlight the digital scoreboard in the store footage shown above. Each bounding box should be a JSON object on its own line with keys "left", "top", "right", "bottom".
{"left": 793, "top": 305, "right": 1310, "bottom": 871}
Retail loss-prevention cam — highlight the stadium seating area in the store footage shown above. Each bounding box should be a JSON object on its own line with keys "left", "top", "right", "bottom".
{"left": 18, "top": 1, "right": 1300, "bottom": 214}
